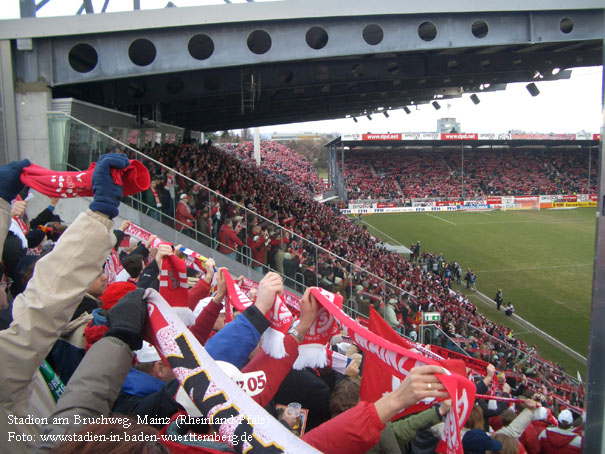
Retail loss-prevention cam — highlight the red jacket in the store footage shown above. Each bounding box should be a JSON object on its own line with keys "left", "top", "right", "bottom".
{"left": 176, "top": 201, "right": 195, "bottom": 230}
{"left": 520, "top": 420, "right": 550, "bottom": 454}
{"left": 539, "top": 427, "right": 583, "bottom": 454}
{"left": 218, "top": 224, "right": 244, "bottom": 254}
{"left": 247, "top": 235, "right": 266, "bottom": 266}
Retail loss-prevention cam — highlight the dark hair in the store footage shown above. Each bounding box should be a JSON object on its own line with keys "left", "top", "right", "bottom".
{"left": 465, "top": 405, "right": 484, "bottom": 430}
{"left": 122, "top": 254, "right": 144, "bottom": 279}
{"left": 51, "top": 419, "right": 168, "bottom": 453}
{"left": 499, "top": 408, "right": 516, "bottom": 427}
{"left": 491, "top": 432, "right": 517, "bottom": 454}
{"left": 329, "top": 377, "right": 360, "bottom": 416}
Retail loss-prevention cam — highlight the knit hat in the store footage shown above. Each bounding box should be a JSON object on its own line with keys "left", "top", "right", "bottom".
{"left": 462, "top": 429, "right": 502, "bottom": 453}
{"left": 99, "top": 281, "right": 137, "bottom": 310}
{"left": 26, "top": 229, "right": 45, "bottom": 249}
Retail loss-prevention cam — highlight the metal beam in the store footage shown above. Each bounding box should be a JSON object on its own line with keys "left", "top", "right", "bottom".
{"left": 0, "top": 41, "right": 20, "bottom": 164}
{"left": 35, "top": 0, "right": 51, "bottom": 12}
{"left": 83, "top": 0, "right": 94, "bottom": 14}
{"left": 2, "top": 1, "right": 604, "bottom": 39}
{"left": 19, "top": 0, "right": 36, "bottom": 18}
{"left": 584, "top": 22, "right": 605, "bottom": 454}
{"left": 133, "top": 0, "right": 140, "bottom": 10}
{"left": 101, "top": 0, "right": 110, "bottom": 13}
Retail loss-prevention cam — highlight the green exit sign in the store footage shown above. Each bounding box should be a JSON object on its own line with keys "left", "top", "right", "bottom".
{"left": 423, "top": 312, "right": 441, "bottom": 322}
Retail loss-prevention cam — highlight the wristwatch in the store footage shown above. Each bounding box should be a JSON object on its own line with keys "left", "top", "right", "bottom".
{"left": 288, "top": 327, "right": 304, "bottom": 343}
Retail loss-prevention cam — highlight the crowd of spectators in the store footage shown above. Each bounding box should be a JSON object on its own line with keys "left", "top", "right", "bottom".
{"left": 131, "top": 142, "right": 582, "bottom": 403}
{"left": 0, "top": 154, "right": 585, "bottom": 453}
{"left": 340, "top": 148, "right": 598, "bottom": 202}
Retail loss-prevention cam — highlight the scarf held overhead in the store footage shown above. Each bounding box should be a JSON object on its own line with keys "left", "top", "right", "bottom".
{"left": 20, "top": 160, "right": 150, "bottom": 198}
{"left": 143, "top": 289, "right": 319, "bottom": 454}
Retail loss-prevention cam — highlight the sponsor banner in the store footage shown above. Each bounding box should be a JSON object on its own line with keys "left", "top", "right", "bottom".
{"left": 362, "top": 133, "right": 401, "bottom": 141}
{"left": 554, "top": 202, "right": 597, "bottom": 208}
{"left": 486, "top": 197, "right": 501, "bottom": 205}
{"left": 478, "top": 133, "right": 511, "bottom": 140}
{"left": 341, "top": 133, "right": 362, "bottom": 141}
{"left": 576, "top": 132, "right": 593, "bottom": 140}
{"left": 510, "top": 133, "right": 576, "bottom": 140}
{"left": 590, "top": 194, "right": 598, "bottom": 201}
{"left": 348, "top": 202, "right": 374, "bottom": 209}
{"left": 594, "top": 134, "right": 601, "bottom": 141}
{"left": 463, "top": 199, "right": 488, "bottom": 206}
{"left": 412, "top": 201, "right": 432, "bottom": 207}
{"left": 441, "top": 133, "right": 478, "bottom": 140}
{"left": 513, "top": 196, "right": 539, "bottom": 202}
{"left": 539, "top": 195, "right": 559, "bottom": 203}
{"left": 562, "top": 195, "right": 577, "bottom": 202}
{"left": 401, "top": 132, "right": 440, "bottom": 140}
{"left": 342, "top": 206, "right": 457, "bottom": 214}
{"left": 435, "top": 200, "right": 461, "bottom": 207}
{"left": 376, "top": 202, "right": 396, "bottom": 208}
{"left": 460, "top": 204, "right": 489, "bottom": 210}
{"left": 539, "top": 202, "right": 553, "bottom": 209}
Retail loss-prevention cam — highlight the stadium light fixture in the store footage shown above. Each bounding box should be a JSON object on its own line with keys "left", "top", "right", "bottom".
{"left": 403, "top": 106, "right": 411, "bottom": 114}
{"left": 367, "top": 114, "right": 372, "bottom": 120}
{"left": 383, "top": 111, "right": 390, "bottom": 118}
{"left": 526, "top": 82, "right": 540, "bottom": 97}
{"left": 470, "top": 94, "right": 480, "bottom": 105}
{"left": 432, "top": 101, "right": 441, "bottom": 110}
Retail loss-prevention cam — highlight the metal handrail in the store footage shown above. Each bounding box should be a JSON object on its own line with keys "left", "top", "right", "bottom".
{"left": 49, "top": 111, "right": 420, "bottom": 303}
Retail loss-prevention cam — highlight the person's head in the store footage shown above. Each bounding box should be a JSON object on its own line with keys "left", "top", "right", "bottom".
{"left": 122, "top": 254, "right": 145, "bottom": 279}
{"left": 558, "top": 409, "right": 574, "bottom": 429}
{"left": 499, "top": 408, "right": 516, "bottom": 427}
{"left": 465, "top": 405, "right": 485, "bottom": 430}
{"left": 490, "top": 433, "right": 517, "bottom": 454}
{"left": 462, "top": 429, "right": 502, "bottom": 454}
{"left": 329, "top": 377, "right": 360, "bottom": 416}
{"left": 88, "top": 272, "right": 108, "bottom": 298}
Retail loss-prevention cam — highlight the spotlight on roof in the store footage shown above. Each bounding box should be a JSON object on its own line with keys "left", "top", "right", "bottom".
{"left": 403, "top": 106, "right": 411, "bottom": 114}
{"left": 526, "top": 82, "right": 540, "bottom": 97}
{"left": 383, "top": 111, "right": 390, "bottom": 118}
{"left": 432, "top": 101, "right": 441, "bottom": 110}
{"left": 367, "top": 114, "right": 372, "bottom": 120}
{"left": 353, "top": 117, "right": 358, "bottom": 123}
{"left": 470, "top": 94, "right": 480, "bottom": 105}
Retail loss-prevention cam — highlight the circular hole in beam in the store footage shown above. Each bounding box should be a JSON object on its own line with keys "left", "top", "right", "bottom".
{"left": 68, "top": 43, "right": 98, "bottom": 73}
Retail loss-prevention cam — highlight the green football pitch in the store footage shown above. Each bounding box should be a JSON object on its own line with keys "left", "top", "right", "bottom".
{"left": 361, "top": 208, "right": 596, "bottom": 376}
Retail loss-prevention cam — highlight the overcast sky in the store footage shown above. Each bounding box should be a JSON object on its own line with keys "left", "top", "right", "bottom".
{"left": 2, "top": 0, "right": 603, "bottom": 135}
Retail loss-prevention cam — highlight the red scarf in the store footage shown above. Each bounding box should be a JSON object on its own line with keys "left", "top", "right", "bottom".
{"left": 20, "top": 160, "right": 150, "bottom": 199}
{"left": 151, "top": 187, "right": 162, "bottom": 207}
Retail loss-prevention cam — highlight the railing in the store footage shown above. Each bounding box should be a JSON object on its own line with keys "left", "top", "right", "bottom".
{"left": 48, "top": 111, "right": 421, "bottom": 304}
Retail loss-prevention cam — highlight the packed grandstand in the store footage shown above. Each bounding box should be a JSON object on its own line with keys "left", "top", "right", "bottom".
{"left": 1, "top": 136, "right": 588, "bottom": 453}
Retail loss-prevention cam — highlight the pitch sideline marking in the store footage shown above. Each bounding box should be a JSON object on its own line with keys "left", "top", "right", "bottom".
{"left": 362, "top": 222, "right": 404, "bottom": 246}
{"left": 425, "top": 213, "right": 456, "bottom": 225}
{"left": 473, "top": 288, "right": 587, "bottom": 364}
{"left": 475, "top": 263, "right": 593, "bottom": 273}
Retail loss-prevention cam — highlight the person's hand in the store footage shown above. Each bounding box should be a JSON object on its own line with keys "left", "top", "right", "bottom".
{"left": 104, "top": 288, "right": 147, "bottom": 350}
{"left": 214, "top": 267, "right": 227, "bottom": 301}
{"left": 374, "top": 365, "right": 448, "bottom": 423}
{"left": 519, "top": 398, "right": 539, "bottom": 410}
{"left": 119, "top": 220, "right": 130, "bottom": 232}
{"left": 439, "top": 399, "right": 452, "bottom": 416}
{"left": 502, "top": 382, "right": 511, "bottom": 394}
{"left": 89, "top": 153, "right": 130, "bottom": 218}
{"left": 0, "top": 159, "right": 30, "bottom": 203}
{"left": 344, "top": 360, "right": 360, "bottom": 378}
{"left": 11, "top": 200, "right": 26, "bottom": 218}
{"left": 49, "top": 197, "right": 59, "bottom": 207}
{"left": 296, "top": 287, "right": 319, "bottom": 337}
{"left": 204, "top": 258, "right": 216, "bottom": 284}
{"left": 146, "top": 234, "right": 157, "bottom": 249}
{"left": 156, "top": 243, "right": 173, "bottom": 269}
{"left": 280, "top": 409, "right": 297, "bottom": 429}
{"left": 255, "top": 272, "right": 283, "bottom": 315}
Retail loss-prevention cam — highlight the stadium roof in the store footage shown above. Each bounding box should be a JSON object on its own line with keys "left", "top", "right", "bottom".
{"left": 1, "top": 0, "right": 602, "bottom": 131}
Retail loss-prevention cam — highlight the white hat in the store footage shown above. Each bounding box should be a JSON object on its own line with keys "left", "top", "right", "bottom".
{"left": 534, "top": 407, "right": 548, "bottom": 421}
{"left": 334, "top": 277, "right": 342, "bottom": 284}
{"left": 193, "top": 296, "right": 225, "bottom": 319}
{"left": 558, "top": 409, "right": 574, "bottom": 425}
{"left": 135, "top": 341, "right": 161, "bottom": 363}
{"left": 180, "top": 193, "right": 188, "bottom": 200}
